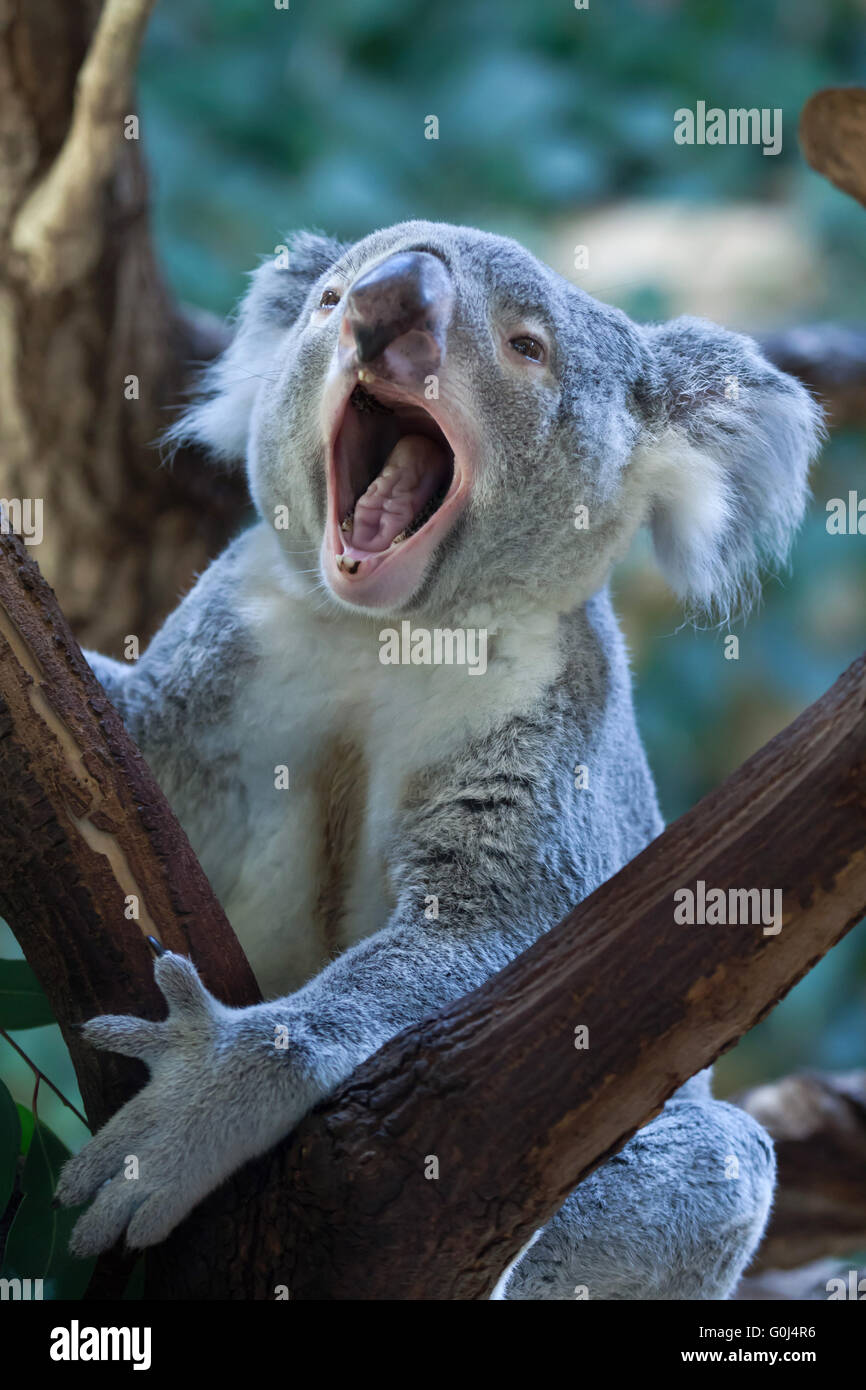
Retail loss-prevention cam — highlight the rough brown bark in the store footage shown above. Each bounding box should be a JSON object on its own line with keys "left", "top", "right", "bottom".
{"left": 147, "top": 652, "right": 866, "bottom": 1300}
{"left": 0, "top": 524, "right": 260, "bottom": 1129}
{"left": 737, "top": 1070, "right": 866, "bottom": 1271}
{"left": 0, "top": 0, "right": 246, "bottom": 654}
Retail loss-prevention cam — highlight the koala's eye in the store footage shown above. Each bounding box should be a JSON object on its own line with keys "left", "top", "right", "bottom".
{"left": 319, "top": 288, "right": 342, "bottom": 309}
{"left": 509, "top": 335, "right": 546, "bottom": 363}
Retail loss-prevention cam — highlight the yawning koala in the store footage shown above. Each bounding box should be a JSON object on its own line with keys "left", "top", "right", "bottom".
{"left": 57, "top": 220, "right": 821, "bottom": 1298}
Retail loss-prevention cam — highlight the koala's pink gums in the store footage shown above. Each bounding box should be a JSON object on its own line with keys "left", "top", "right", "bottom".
{"left": 345, "top": 436, "right": 446, "bottom": 554}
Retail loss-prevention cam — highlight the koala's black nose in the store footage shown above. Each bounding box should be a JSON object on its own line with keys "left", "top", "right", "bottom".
{"left": 344, "top": 251, "right": 453, "bottom": 365}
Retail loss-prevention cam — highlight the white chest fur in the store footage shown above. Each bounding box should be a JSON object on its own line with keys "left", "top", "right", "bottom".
{"left": 192, "top": 525, "right": 564, "bottom": 998}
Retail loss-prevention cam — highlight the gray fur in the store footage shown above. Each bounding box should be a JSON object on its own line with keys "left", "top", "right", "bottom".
{"left": 58, "top": 220, "right": 819, "bottom": 1297}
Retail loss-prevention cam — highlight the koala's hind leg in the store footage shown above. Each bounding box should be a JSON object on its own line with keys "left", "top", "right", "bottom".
{"left": 496, "top": 1081, "right": 775, "bottom": 1301}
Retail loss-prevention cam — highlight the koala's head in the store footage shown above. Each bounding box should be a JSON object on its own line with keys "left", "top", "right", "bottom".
{"left": 171, "top": 219, "right": 822, "bottom": 621}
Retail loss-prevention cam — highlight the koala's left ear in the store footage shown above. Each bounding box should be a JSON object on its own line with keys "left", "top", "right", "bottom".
{"left": 165, "top": 231, "right": 345, "bottom": 466}
{"left": 636, "top": 317, "right": 824, "bottom": 617}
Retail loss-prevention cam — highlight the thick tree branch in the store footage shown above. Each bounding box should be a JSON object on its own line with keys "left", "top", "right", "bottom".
{"left": 0, "top": 525, "right": 259, "bottom": 1129}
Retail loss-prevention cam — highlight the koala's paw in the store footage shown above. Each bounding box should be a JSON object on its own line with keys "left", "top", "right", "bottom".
{"left": 57, "top": 953, "right": 290, "bottom": 1257}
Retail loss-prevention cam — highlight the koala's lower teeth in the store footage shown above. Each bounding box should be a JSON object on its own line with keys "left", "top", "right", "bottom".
{"left": 341, "top": 486, "right": 448, "bottom": 557}
{"left": 404, "top": 488, "right": 446, "bottom": 539}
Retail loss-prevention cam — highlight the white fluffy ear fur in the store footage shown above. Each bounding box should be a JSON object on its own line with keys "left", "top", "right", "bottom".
{"left": 164, "top": 232, "right": 344, "bottom": 467}
{"left": 638, "top": 318, "right": 824, "bottom": 620}
{"left": 638, "top": 430, "right": 736, "bottom": 609}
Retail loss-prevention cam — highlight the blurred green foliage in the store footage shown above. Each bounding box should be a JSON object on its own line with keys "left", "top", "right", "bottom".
{"left": 2, "top": 1, "right": 865, "bottom": 1246}
{"left": 139, "top": 0, "right": 866, "bottom": 317}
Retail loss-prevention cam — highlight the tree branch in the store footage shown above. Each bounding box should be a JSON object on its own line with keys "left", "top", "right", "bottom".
{"left": 10, "top": 0, "right": 158, "bottom": 294}
{"left": 0, "top": 524, "right": 259, "bottom": 1130}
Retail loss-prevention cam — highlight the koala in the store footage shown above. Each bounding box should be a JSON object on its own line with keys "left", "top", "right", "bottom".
{"left": 56, "top": 220, "right": 821, "bottom": 1298}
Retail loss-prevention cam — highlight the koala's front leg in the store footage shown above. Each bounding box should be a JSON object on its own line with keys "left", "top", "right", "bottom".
{"left": 59, "top": 745, "right": 591, "bottom": 1256}
{"left": 56, "top": 953, "right": 341, "bottom": 1255}
{"left": 59, "top": 863, "right": 529, "bottom": 1255}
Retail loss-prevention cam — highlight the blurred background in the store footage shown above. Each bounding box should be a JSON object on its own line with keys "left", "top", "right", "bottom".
{"left": 2, "top": 0, "right": 865, "bottom": 1146}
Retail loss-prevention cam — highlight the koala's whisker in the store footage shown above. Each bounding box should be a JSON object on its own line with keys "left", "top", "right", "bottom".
{"left": 211, "top": 369, "right": 282, "bottom": 385}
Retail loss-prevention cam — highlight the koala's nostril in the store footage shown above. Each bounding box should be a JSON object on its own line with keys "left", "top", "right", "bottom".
{"left": 345, "top": 251, "right": 453, "bottom": 365}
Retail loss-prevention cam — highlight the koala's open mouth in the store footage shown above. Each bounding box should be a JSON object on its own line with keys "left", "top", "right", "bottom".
{"left": 324, "top": 378, "right": 467, "bottom": 607}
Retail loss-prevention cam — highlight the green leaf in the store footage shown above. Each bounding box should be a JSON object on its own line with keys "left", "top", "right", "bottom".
{"left": 16, "top": 1104, "right": 33, "bottom": 1156}
{"left": 0, "top": 1081, "right": 20, "bottom": 1215}
{"left": 0, "top": 959, "right": 55, "bottom": 1030}
{"left": 1, "top": 1118, "right": 94, "bottom": 1299}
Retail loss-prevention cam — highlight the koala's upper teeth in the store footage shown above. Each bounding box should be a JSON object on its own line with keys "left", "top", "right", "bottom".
{"left": 340, "top": 510, "right": 354, "bottom": 532}
{"left": 391, "top": 530, "right": 408, "bottom": 545}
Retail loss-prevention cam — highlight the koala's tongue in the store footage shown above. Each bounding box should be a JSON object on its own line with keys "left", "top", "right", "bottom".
{"left": 344, "top": 434, "right": 446, "bottom": 556}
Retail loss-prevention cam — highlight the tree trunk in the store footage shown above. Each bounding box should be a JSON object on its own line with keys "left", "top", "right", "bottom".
{"left": 0, "top": 0, "right": 246, "bottom": 653}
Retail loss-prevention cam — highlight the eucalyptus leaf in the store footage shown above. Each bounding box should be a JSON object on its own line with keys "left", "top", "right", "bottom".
{"left": 1, "top": 1118, "right": 94, "bottom": 1299}
{"left": 0, "top": 959, "right": 55, "bottom": 1030}
{"left": 0, "top": 1080, "right": 21, "bottom": 1215}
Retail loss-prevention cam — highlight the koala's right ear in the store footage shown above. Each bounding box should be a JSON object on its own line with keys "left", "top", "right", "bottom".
{"left": 164, "top": 232, "right": 345, "bottom": 466}
{"left": 635, "top": 316, "right": 824, "bottom": 620}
